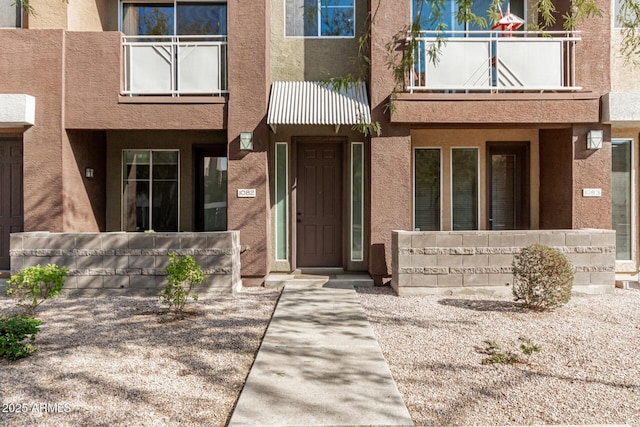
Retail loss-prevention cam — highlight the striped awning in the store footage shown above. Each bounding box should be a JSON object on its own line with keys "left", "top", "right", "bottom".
{"left": 267, "top": 81, "right": 371, "bottom": 132}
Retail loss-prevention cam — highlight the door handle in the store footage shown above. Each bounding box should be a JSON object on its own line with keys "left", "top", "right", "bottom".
{"left": 297, "top": 212, "right": 302, "bottom": 223}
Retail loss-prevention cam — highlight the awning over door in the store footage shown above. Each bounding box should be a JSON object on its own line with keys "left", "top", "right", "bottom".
{"left": 267, "top": 81, "right": 371, "bottom": 133}
{"left": 0, "top": 94, "right": 35, "bottom": 127}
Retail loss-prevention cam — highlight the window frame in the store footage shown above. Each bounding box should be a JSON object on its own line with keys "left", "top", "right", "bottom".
{"left": 410, "top": 0, "right": 527, "bottom": 32}
{"left": 119, "top": 0, "right": 228, "bottom": 36}
{"left": 612, "top": 138, "right": 635, "bottom": 266}
{"left": 284, "top": 0, "right": 356, "bottom": 39}
{"left": 413, "top": 147, "right": 443, "bottom": 231}
{"left": 0, "top": 0, "right": 22, "bottom": 29}
{"left": 450, "top": 147, "right": 480, "bottom": 231}
{"left": 121, "top": 149, "right": 180, "bottom": 232}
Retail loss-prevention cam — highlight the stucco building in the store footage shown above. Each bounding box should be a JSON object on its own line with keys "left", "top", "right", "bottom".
{"left": 0, "top": 0, "right": 627, "bottom": 293}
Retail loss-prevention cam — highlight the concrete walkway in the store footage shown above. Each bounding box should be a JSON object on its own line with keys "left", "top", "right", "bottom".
{"left": 228, "top": 284, "right": 413, "bottom": 427}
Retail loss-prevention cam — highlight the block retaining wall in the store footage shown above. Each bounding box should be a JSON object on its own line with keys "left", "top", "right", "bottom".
{"left": 392, "top": 229, "right": 616, "bottom": 296}
{"left": 10, "top": 232, "right": 242, "bottom": 294}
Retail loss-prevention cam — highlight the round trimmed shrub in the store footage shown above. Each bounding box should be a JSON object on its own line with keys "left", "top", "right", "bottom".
{"left": 512, "top": 243, "right": 574, "bottom": 311}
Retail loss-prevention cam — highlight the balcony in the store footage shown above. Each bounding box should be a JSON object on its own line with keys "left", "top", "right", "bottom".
{"left": 122, "top": 35, "right": 228, "bottom": 97}
{"left": 408, "top": 31, "right": 580, "bottom": 93}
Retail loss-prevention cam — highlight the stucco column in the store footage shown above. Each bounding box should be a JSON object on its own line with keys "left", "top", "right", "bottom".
{"left": 572, "top": 125, "right": 612, "bottom": 229}
{"left": 0, "top": 30, "right": 67, "bottom": 232}
{"left": 369, "top": 0, "right": 412, "bottom": 281}
{"left": 227, "top": 0, "right": 271, "bottom": 279}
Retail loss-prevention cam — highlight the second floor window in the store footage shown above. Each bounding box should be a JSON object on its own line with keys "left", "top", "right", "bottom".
{"left": 121, "top": 1, "right": 227, "bottom": 36}
{"left": 412, "top": 0, "right": 524, "bottom": 32}
{"left": 0, "top": 0, "right": 21, "bottom": 28}
{"left": 286, "top": 0, "right": 355, "bottom": 37}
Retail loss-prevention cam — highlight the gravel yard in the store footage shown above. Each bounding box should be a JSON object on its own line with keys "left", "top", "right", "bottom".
{"left": 3, "top": 284, "right": 639, "bottom": 427}
{"left": 357, "top": 287, "right": 640, "bottom": 427}
{"left": 0, "top": 289, "right": 280, "bottom": 427}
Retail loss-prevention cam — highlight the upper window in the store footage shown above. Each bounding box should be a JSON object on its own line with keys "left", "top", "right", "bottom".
{"left": 412, "top": 0, "right": 524, "bottom": 32}
{"left": 286, "top": 0, "right": 355, "bottom": 37}
{"left": 0, "top": 0, "right": 21, "bottom": 28}
{"left": 614, "top": 0, "right": 639, "bottom": 29}
{"left": 121, "top": 1, "right": 227, "bottom": 36}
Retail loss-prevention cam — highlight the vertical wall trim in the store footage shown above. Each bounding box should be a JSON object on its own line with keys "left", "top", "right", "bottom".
{"left": 351, "top": 142, "right": 364, "bottom": 261}
{"left": 275, "top": 142, "right": 289, "bottom": 261}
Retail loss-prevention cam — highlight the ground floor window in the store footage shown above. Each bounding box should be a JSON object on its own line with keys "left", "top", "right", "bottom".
{"left": 413, "top": 146, "right": 483, "bottom": 231}
{"left": 414, "top": 148, "right": 441, "bottom": 231}
{"left": 122, "top": 150, "right": 179, "bottom": 232}
{"left": 612, "top": 139, "right": 632, "bottom": 261}
{"left": 451, "top": 148, "right": 478, "bottom": 230}
{"left": 0, "top": 0, "right": 20, "bottom": 28}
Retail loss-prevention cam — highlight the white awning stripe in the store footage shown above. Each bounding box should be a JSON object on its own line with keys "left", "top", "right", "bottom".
{"left": 267, "top": 81, "right": 371, "bottom": 126}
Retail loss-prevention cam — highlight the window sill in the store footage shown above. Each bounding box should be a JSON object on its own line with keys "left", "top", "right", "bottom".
{"left": 118, "top": 96, "right": 227, "bottom": 105}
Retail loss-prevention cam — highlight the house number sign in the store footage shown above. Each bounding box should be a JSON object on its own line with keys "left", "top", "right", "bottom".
{"left": 237, "top": 189, "right": 256, "bottom": 198}
{"left": 582, "top": 188, "right": 602, "bottom": 197}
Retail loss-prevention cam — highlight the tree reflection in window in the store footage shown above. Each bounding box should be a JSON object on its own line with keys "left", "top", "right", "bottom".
{"left": 287, "top": 0, "right": 354, "bottom": 37}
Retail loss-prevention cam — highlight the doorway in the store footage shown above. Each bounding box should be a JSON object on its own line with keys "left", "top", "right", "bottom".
{"left": 296, "top": 140, "right": 343, "bottom": 267}
{"left": 0, "top": 136, "right": 23, "bottom": 270}
{"left": 487, "top": 143, "right": 529, "bottom": 230}
{"left": 194, "top": 145, "right": 227, "bottom": 231}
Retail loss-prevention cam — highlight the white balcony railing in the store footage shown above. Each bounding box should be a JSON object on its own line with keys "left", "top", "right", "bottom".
{"left": 122, "top": 35, "right": 228, "bottom": 97}
{"left": 408, "top": 31, "right": 580, "bottom": 93}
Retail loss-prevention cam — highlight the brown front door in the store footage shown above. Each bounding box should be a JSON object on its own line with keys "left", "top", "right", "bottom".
{"left": 296, "top": 141, "right": 342, "bottom": 267}
{"left": 0, "top": 137, "right": 23, "bottom": 270}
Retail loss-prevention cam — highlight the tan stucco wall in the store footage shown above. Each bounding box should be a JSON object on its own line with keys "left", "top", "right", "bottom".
{"left": 105, "top": 130, "right": 226, "bottom": 232}
{"left": 611, "top": 31, "right": 640, "bottom": 92}
{"left": 67, "top": 0, "right": 111, "bottom": 31}
{"left": 270, "top": 0, "right": 368, "bottom": 81}
{"left": 411, "top": 129, "right": 540, "bottom": 231}
{"left": 24, "top": 0, "right": 68, "bottom": 29}
{"left": 24, "top": 0, "right": 116, "bottom": 31}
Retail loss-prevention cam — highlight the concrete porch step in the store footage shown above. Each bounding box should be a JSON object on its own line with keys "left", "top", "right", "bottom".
{"left": 264, "top": 272, "right": 374, "bottom": 289}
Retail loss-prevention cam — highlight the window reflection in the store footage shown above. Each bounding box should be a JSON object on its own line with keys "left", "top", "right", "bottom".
{"left": 122, "top": 2, "right": 227, "bottom": 36}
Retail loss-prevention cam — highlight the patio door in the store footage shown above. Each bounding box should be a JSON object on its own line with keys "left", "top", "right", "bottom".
{"left": 296, "top": 140, "right": 343, "bottom": 267}
{"left": 0, "top": 136, "right": 23, "bottom": 270}
{"left": 194, "top": 145, "right": 227, "bottom": 231}
{"left": 487, "top": 143, "right": 529, "bottom": 230}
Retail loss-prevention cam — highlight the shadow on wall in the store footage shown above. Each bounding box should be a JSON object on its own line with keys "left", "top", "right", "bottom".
{"left": 368, "top": 243, "right": 388, "bottom": 285}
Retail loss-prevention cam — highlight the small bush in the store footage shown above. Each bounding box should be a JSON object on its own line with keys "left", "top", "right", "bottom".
{"left": 7, "top": 264, "right": 68, "bottom": 316}
{"left": 512, "top": 243, "right": 574, "bottom": 311}
{"left": 161, "top": 252, "right": 205, "bottom": 314}
{"left": 480, "top": 337, "right": 542, "bottom": 365}
{"left": 0, "top": 316, "right": 42, "bottom": 361}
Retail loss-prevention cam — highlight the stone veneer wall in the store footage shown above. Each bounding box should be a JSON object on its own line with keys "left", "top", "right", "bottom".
{"left": 10, "top": 232, "right": 241, "bottom": 294}
{"left": 391, "top": 229, "right": 615, "bottom": 296}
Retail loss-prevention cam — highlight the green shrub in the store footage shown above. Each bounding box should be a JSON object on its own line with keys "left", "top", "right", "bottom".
{"left": 512, "top": 243, "right": 574, "bottom": 311}
{"left": 0, "top": 316, "right": 42, "bottom": 361}
{"left": 7, "top": 264, "right": 68, "bottom": 316}
{"left": 161, "top": 252, "right": 205, "bottom": 314}
{"left": 480, "top": 337, "right": 542, "bottom": 365}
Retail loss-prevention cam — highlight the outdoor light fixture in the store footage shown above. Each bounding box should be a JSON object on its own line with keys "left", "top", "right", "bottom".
{"left": 85, "top": 167, "right": 94, "bottom": 178}
{"left": 587, "top": 130, "right": 603, "bottom": 150}
{"left": 240, "top": 132, "right": 253, "bottom": 151}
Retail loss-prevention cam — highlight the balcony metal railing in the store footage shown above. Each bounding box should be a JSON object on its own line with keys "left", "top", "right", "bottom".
{"left": 122, "top": 35, "right": 228, "bottom": 97}
{"left": 408, "top": 30, "right": 580, "bottom": 93}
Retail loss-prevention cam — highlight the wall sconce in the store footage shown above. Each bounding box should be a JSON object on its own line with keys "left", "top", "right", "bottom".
{"left": 85, "top": 167, "right": 94, "bottom": 178}
{"left": 587, "top": 130, "right": 603, "bottom": 150}
{"left": 240, "top": 132, "right": 253, "bottom": 151}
